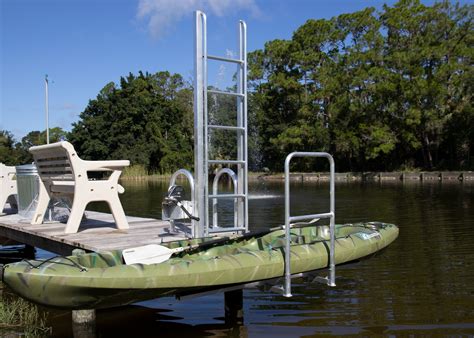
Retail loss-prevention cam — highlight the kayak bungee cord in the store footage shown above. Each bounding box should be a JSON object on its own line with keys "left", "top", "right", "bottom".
{"left": 21, "top": 256, "right": 88, "bottom": 272}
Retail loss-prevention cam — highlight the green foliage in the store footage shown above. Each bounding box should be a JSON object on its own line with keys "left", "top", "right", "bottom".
{"left": 69, "top": 71, "right": 193, "bottom": 173}
{"left": 249, "top": 0, "right": 473, "bottom": 171}
{"left": 0, "top": 130, "right": 18, "bottom": 165}
{"left": 6, "top": 0, "right": 470, "bottom": 173}
{"left": 15, "top": 127, "right": 69, "bottom": 163}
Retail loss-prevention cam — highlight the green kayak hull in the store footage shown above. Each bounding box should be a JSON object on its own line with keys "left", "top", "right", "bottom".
{"left": 2, "top": 222, "right": 398, "bottom": 309}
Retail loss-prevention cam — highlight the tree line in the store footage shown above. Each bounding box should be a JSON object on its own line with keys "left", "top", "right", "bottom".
{"left": 249, "top": 0, "right": 472, "bottom": 171}
{"left": 1, "top": 0, "right": 472, "bottom": 173}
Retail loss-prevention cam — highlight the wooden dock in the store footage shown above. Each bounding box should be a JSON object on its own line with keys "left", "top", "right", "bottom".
{"left": 0, "top": 208, "right": 190, "bottom": 255}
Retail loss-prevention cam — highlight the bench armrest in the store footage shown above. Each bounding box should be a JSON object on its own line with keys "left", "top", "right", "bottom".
{"left": 83, "top": 160, "right": 130, "bottom": 171}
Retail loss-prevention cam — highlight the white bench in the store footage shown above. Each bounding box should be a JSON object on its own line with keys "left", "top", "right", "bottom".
{"left": 29, "top": 141, "right": 130, "bottom": 234}
{"left": 0, "top": 163, "right": 18, "bottom": 214}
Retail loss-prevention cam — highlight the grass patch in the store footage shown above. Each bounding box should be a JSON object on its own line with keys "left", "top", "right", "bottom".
{"left": 0, "top": 294, "right": 51, "bottom": 337}
{"left": 122, "top": 164, "right": 149, "bottom": 178}
{"left": 121, "top": 164, "right": 176, "bottom": 180}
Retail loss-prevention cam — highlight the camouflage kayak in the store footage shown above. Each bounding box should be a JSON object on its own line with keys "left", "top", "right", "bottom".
{"left": 1, "top": 222, "right": 398, "bottom": 309}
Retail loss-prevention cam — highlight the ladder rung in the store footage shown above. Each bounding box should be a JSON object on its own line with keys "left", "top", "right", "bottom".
{"left": 208, "top": 160, "right": 245, "bottom": 165}
{"left": 209, "top": 194, "right": 246, "bottom": 199}
{"left": 209, "top": 226, "right": 247, "bottom": 233}
{"left": 208, "top": 89, "right": 244, "bottom": 97}
{"left": 207, "top": 54, "right": 244, "bottom": 64}
{"left": 208, "top": 125, "right": 245, "bottom": 131}
{"left": 289, "top": 212, "right": 333, "bottom": 223}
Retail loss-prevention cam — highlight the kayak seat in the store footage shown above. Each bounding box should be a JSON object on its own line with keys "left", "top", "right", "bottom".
{"left": 75, "top": 251, "right": 124, "bottom": 268}
{"left": 29, "top": 141, "right": 130, "bottom": 234}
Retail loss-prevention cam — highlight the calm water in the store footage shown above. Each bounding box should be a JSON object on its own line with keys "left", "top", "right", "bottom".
{"left": 6, "top": 180, "right": 474, "bottom": 336}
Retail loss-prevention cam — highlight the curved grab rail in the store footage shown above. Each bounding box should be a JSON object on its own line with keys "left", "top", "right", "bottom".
{"left": 283, "top": 152, "right": 336, "bottom": 297}
{"left": 212, "top": 168, "right": 238, "bottom": 229}
{"left": 169, "top": 169, "right": 196, "bottom": 237}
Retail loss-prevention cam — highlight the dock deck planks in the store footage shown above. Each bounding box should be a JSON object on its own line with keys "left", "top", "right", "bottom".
{"left": 0, "top": 209, "right": 192, "bottom": 255}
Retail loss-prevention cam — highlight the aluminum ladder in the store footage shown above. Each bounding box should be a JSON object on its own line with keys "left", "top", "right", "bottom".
{"left": 194, "top": 11, "right": 248, "bottom": 237}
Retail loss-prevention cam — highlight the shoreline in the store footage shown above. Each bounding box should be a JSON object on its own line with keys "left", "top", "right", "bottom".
{"left": 121, "top": 171, "right": 474, "bottom": 182}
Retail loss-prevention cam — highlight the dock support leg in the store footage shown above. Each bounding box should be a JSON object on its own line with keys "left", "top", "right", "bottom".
{"left": 72, "top": 309, "right": 96, "bottom": 337}
{"left": 71, "top": 248, "right": 96, "bottom": 337}
{"left": 224, "top": 289, "right": 244, "bottom": 325}
{"left": 24, "top": 245, "right": 35, "bottom": 259}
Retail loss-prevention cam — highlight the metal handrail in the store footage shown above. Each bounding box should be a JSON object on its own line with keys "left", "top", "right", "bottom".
{"left": 211, "top": 168, "right": 238, "bottom": 231}
{"left": 283, "top": 152, "right": 336, "bottom": 297}
{"left": 169, "top": 169, "right": 196, "bottom": 237}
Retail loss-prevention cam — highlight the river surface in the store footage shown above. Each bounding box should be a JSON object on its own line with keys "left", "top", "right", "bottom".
{"left": 5, "top": 180, "right": 474, "bottom": 336}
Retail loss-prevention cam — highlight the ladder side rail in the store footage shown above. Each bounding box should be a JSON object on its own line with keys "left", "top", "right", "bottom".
{"left": 241, "top": 20, "right": 249, "bottom": 232}
{"left": 236, "top": 20, "right": 248, "bottom": 231}
{"left": 203, "top": 13, "right": 210, "bottom": 237}
{"left": 283, "top": 152, "right": 336, "bottom": 298}
{"left": 194, "top": 11, "right": 206, "bottom": 238}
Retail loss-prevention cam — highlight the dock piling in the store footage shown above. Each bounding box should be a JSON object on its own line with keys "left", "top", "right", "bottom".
{"left": 71, "top": 248, "right": 96, "bottom": 337}
{"left": 224, "top": 289, "right": 244, "bottom": 325}
{"left": 72, "top": 309, "right": 96, "bottom": 338}
{"left": 72, "top": 309, "right": 96, "bottom": 325}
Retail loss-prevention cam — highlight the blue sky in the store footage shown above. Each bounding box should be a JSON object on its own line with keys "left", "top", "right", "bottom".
{"left": 0, "top": 0, "right": 465, "bottom": 140}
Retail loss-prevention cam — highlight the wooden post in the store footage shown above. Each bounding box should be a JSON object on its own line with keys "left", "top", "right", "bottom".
{"left": 224, "top": 289, "right": 244, "bottom": 325}
{"left": 72, "top": 309, "right": 95, "bottom": 324}
{"left": 71, "top": 249, "right": 96, "bottom": 337}
{"left": 72, "top": 310, "right": 96, "bottom": 338}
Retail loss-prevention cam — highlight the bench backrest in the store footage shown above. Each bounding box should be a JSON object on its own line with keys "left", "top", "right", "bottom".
{"left": 29, "top": 141, "right": 85, "bottom": 184}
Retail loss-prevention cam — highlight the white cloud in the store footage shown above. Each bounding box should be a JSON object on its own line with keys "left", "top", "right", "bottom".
{"left": 136, "top": 0, "right": 260, "bottom": 39}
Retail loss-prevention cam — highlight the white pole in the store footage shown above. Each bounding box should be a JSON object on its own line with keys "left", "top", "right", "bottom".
{"left": 45, "top": 75, "right": 49, "bottom": 144}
